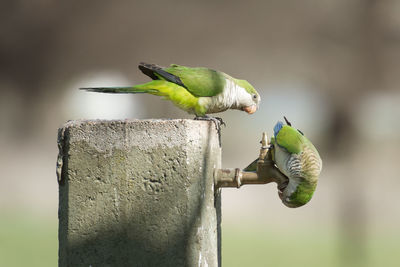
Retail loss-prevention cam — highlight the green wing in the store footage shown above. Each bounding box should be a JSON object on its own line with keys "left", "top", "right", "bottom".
{"left": 162, "top": 64, "right": 226, "bottom": 97}
{"left": 275, "top": 125, "right": 305, "bottom": 154}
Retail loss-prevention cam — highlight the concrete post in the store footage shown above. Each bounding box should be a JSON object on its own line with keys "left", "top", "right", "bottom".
{"left": 57, "top": 119, "right": 221, "bottom": 267}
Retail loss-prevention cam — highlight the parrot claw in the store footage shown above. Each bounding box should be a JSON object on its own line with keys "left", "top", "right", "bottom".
{"left": 194, "top": 116, "right": 225, "bottom": 146}
{"left": 194, "top": 116, "right": 226, "bottom": 130}
{"left": 213, "top": 117, "right": 226, "bottom": 128}
{"left": 277, "top": 180, "right": 289, "bottom": 197}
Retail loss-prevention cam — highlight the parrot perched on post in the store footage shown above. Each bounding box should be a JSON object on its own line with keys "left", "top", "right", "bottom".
{"left": 81, "top": 62, "right": 260, "bottom": 118}
{"left": 245, "top": 117, "right": 322, "bottom": 208}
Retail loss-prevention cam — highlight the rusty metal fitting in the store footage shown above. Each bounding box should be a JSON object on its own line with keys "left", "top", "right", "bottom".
{"left": 214, "top": 132, "right": 288, "bottom": 189}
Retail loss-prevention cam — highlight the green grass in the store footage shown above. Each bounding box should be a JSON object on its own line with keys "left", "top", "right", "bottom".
{"left": 366, "top": 229, "right": 400, "bottom": 267}
{"left": 1, "top": 213, "right": 398, "bottom": 267}
{"left": 222, "top": 224, "right": 338, "bottom": 267}
{"left": 222, "top": 224, "right": 400, "bottom": 267}
{"left": 0, "top": 213, "right": 58, "bottom": 267}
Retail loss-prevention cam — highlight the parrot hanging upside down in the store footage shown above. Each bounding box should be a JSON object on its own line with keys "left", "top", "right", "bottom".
{"left": 245, "top": 117, "right": 322, "bottom": 208}
{"left": 81, "top": 63, "right": 260, "bottom": 120}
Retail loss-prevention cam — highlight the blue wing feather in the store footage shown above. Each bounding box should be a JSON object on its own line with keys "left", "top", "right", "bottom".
{"left": 274, "top": 121, "right": 284, "bottom": 138}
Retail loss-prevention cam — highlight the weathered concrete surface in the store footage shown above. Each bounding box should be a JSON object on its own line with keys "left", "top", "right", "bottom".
{"left": 57, "top": 119, "right": 221, "bottom": 267}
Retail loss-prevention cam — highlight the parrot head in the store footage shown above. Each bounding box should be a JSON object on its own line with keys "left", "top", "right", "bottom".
{"left": 271, "top": 117, "right": 322, "bottom": 208}
{"left": 234, "top": 79, "right": 260, "bottom": 114}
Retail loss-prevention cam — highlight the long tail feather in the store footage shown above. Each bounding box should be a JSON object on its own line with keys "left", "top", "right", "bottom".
{"left": 80, "top": 86, "right": 156, "bottom": 94}
{"left": 81, "top": 80, "right": 205, "bottom": 115}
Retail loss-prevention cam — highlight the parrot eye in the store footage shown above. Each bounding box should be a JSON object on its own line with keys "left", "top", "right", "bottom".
{"left": 297, "top": 129, "right": 304, "bottom": 135}
{"left": 252, "top": 94, "right": 257, "bottom": 99}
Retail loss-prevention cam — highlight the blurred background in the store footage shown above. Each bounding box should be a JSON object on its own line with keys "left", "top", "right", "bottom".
{"left": 1, "top": 0, "right": 399, "bottom": 266}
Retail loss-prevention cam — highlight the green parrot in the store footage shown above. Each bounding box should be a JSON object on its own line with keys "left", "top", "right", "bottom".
{"left": 81, "top": 62, "right": 260, "bottom": 117}
{"left": 245, "top": 117, "right": 322, "bottom": 208}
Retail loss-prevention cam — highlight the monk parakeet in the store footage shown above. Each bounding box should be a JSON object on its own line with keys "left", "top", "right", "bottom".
{"left": 81, "top": 62, "right": 260, "bottom": 117}
{"left": 245, "top": 117, "right": 322, "bottom": 208}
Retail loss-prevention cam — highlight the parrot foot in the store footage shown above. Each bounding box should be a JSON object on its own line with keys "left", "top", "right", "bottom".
{"left": 278, "top": 180, "right": 289, "bottom": 193}
{"left": 194, "top": 116, "right": 225, "bottom": 146}
{"left": 194, "top": 116, "right": 226, "bottom": 130}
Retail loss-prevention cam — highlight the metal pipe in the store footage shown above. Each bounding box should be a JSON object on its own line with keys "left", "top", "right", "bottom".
{"left": 214, "top": 132, "right": 289, "bottom": 189}
{"left": 214, "top": 163, "right": 287, "bottom": 189}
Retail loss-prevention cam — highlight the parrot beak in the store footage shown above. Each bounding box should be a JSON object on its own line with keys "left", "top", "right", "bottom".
{"left": 243, "top": 105, "right": 257, "bottom": 114}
